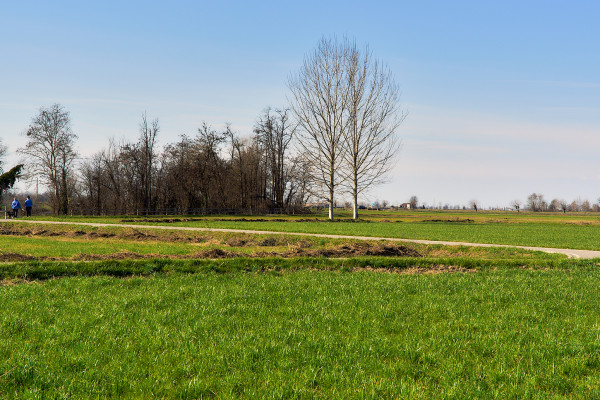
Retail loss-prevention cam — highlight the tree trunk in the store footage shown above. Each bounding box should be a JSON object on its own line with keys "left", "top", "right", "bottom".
{"left": 352, "top": 189, "right": 358, "bottom": 220}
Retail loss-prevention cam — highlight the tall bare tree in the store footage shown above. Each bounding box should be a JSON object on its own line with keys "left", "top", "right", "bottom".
{"left": 138, "top": 113, "right": 159, "bottom": 213}
{"left": 342, "top": 41, "right": 404, "bottom": 219}
{"left": 527, "top": 193, "right": 546, "bottom": 212}
{"left": 289, "top": 37, "right": 351, "bottom": 220}
{"left": 469, "top": 199, "right": 479, "bottom": 212}
{"left": 559, "top": 199, "right": 569, "bottom": 213}
{"left": 254, "top": 107, "right": 295, "bottom": 209}
{"left": 18, "top": 104, "right": 78, "bottom": 214}
{"left": 409, "top": 196, "right": 418, "bottom": 209}
{"left": 510, "top": 199, "right": 521, "bottom": 212}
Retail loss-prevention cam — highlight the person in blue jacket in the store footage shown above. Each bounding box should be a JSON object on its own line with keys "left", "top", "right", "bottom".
{"left": 11, "top": 198, "right": 21, "bottom": 218}
{"left": 24, "top": 196, "right": 33, "bottom": 217}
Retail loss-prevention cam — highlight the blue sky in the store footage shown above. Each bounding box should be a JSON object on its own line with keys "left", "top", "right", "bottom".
{"left": 1, "top": 1, "right": 599, "bottom": 207}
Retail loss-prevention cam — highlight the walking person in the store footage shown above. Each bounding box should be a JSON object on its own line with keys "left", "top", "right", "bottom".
{"left": 24, "top": 196, "right": 33, "bottom": 217}
{"left": 11, "top": 198, "right": 21, "bottom": 218}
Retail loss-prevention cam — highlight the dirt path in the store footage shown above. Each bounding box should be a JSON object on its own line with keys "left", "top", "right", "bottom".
{"left": 4, "top": 219, "right": 600, "bottom": 259}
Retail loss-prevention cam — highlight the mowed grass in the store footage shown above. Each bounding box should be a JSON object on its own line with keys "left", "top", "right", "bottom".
{"left": 3, "top": 269, "right": 600, "bottom": 398}
{"left": 23, "top": 210, "right": 600, "bottom": 250}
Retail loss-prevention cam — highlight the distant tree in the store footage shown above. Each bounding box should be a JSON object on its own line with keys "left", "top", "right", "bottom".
{"left": 559, "top": 199, "right": 569, "bottom": 213}
{"left": 510, "top": 199, "right": 521, "bottom": 212}
{"left": 527, "top": 193, "right": 546, "bottom": 212}
{"left": 409, "top": 195, "right": 418, "bottom": 209}
{"left": 548, "top": 199, "right": 560, "bottom": 212}
{"left": 569, "top": 200, "right": 580, "bottom": 212}
{"left": 582, "top": 199, "right": 592, "bottom": 212}
{"left": 18, "top": 104, "right": 78, "bottom": 214}
{"left": 469, "top": 200, "right": 479, "bottom": 212}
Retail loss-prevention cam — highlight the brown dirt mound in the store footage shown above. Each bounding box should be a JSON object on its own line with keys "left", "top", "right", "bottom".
{"left": 191, "top": 248, "right": 241, "bottom": 258}
{"left": 301, "top": 242, "right": 420, "bottom": 258}
{"left": 256, "top": 242, "right": 421, "bottom": 258}
{"left": 356, "top": 265, "right": 476, "bottom": 274}
{"left": 0, "top": 252, "right": 38, "bottom": 262}
{"left": 425, "top": 219, "right": 474, "bottom": 223}
{"left": 73, "top": 251, "right": 153, "bottom": 261}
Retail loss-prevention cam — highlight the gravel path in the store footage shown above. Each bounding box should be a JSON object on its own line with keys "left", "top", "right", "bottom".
{"left": 4, "top": 219, "right": 600, "bottom": 259}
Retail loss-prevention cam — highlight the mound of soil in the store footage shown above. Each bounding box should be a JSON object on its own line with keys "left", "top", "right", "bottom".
{"left": 357, "top": 265, "right": 476, "bottom": 275}
{"left": 0, "top": 252, "right": 38, "bottom": 262}
{"left": 292, "top": 242, "right": 421, "bottom": 258}
{"left": 425, "top": 219, "right": 474, "bottom": 223}
{"left": 73, "top": 251, "right": 153, "bottom": 261}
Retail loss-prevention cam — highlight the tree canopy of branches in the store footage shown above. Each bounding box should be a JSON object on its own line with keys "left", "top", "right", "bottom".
{"left": 289, "top": 37, "right": 350, "bottom": 220}
{"left": 254, "top": 108, "right": 295, "bottom": 208}
{"left": 342, "top": 40, "right": 403, "bottom": 219}
{"left": 289, "top": 37, "right": 403, "bottom": 219}
{"left": 18, "top": 104, "right": 78, "bottom": 215}
{"left": 527, "top": 193, "right": 546, "bottom": 212}
{"left": 76, "top": 116, "right": 308, "bottom": 215}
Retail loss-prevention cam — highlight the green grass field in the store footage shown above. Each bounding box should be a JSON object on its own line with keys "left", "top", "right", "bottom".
{"left": 26, "top": 209, "right": 600, "bottom": 250}
{"left": 3, "top": 269, "right": 600, "bottom": 398}
{"left": 1, "top": 212, "right": 600, "bottom": 398}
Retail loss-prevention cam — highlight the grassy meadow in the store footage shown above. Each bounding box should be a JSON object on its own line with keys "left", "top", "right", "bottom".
{"left": 1, "top": 211, "right": 600, "bottom": 398}
{"left": 28, "top": 209, "right": 600, "bottom": 250}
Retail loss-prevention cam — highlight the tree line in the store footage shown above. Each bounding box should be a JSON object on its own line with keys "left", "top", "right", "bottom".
{"left": 3, "top": 105, "right": 311, "bottom": 215}
{"left": 3, "top": 37, "right": 404, "bottom": 219}
{"left": 520, "top": 193, "right": 600, "bottom": 213}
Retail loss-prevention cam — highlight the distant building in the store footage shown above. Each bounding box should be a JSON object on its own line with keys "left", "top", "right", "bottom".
{"left": 399, "top": 203, "right": 411, "bottom": 209}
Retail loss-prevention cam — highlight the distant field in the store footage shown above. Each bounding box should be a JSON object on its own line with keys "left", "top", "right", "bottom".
{"left": 24, "top": 209, "right": 600, "bottom": 250}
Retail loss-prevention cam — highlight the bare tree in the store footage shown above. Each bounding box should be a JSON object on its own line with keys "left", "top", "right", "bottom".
{"left": 582, "top": 199, "right": 592, "bottom": 212}
{"left": 342, "top": 40, "right": 404, "bottom": 219}
{"left": 510, "top": 199, "right": 521, "bottom": 212}
{"left": 527, "top": 193, "right": 546, "bottom": 212}
{"left": 469, "top": 199, "right": 479, "bottom": 212}
{"left": 138, "top": 113, "right": 159, "bottom": 214}
{"left": 18, "top": 104, "right": 78, "bottom": 214}
{"left": 559, "top": 199, "right": 569, "bottom": 213}
{"left": 409, "top": 195, "right": 418, "bottom": 209}
{"left": 289, "top": 37, "right": 351, "bottom": 220}
{"left": 254, "top": 108, "right": 295, "bottom": 209}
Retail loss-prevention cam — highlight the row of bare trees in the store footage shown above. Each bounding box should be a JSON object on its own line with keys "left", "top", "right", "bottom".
{"left": 10, "top": 104, "right": 310, "bottom": 215}
{"left": 521, "top": 193, "right": 600, "bottom": 213}
{"left": 289, "top": 37, "right": 404, "bottom": 220}
{"left": 75, "top": 109, "right": 309, "bottom": 215}
{"left": 11, "top": 38, "right": 403, "bottom": 216}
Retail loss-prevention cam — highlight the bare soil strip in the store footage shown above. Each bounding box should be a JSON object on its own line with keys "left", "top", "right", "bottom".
{"left": 4, "top": 219, "right": 600, "bottom": 259}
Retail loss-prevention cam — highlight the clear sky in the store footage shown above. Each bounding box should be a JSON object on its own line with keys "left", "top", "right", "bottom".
{"left": 1, "top": 1, "right": 599, "bottom": 208}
